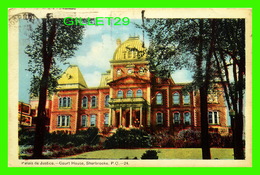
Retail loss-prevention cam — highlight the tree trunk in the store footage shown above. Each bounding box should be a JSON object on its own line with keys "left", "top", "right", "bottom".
{"left": 32, "top": 17, "right": 54, "bottom": 158}
{"left": 200, "top": 87, "right": 211, "bottom": 159}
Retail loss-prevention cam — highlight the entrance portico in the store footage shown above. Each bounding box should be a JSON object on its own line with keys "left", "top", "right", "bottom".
{"left": 108, "top": 97, "right": 148, "bottom": 128}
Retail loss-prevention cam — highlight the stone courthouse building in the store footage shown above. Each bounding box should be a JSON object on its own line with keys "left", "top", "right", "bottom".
{"left": 30, "top": 36, "right": 229, "bottom": 135}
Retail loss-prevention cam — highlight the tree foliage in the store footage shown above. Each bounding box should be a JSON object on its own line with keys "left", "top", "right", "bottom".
{"left": 139, "top": 18, "right": 245, "bottom": 159}
{"left": 24, "top": 15, "right": 85, "bottom": 158}
{"left": 25, "top": 17, "right": 85, "bottom": 96}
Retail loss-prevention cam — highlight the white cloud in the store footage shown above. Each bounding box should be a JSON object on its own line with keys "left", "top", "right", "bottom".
{"left": 171, "top": 69, "right": 193, "bottom": 83}
{"left": 75, "top": 34, "right": 116, "bottom": 70}
{"left": 84, "top": 71, "right": 102, "bottom": 87}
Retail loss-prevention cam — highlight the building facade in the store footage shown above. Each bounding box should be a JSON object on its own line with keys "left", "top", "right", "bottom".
{"left": 30, "top": 36, "right": 229, "bottom": 135}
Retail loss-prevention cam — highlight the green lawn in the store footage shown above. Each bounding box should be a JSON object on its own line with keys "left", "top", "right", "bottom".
{"left": 65, "top": 148, "right": 234, "bottom": 159}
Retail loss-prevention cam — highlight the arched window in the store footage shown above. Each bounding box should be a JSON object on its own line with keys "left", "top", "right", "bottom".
{"left": 173, "top": 92, "right": 180, "bottom": 105}
{"left": 184, "top": 112, "right": 191, "bottom": 125}
{"left": 156, "top": 113, "right": 163, "bottom": 125}
{"left": 91, "top": 96, "right": 97, "bottom": 107}
{"left": 136, "top": 89, "right": 143, "bottom": 97}
{"left": 117, "top": 90, "right": 123, "bottom": 98}
{"left": 183, "top": 94, "right": 190, "bottom": 105}
{"left": 82, "top": 96, "right": 88, "bottom": 108}
{"left": 81, "top": 115, "right": 87, "bottom": 127}
{"left": 105, "top": 95, "right": 109, "bottom": 107}
{"left": 173, "top": 112, "right": 180, "bottom": 124}
{"left": 156, "top": 93, "right": 163, "bottom": 105}
{"left": 59, "top": 98, "right": 62, "bottom": 107}
{"left": 127, "top": 90, "right": 133, "bottom": 97}
{"left": 63, "top": 97, "right": 67, "bottom": 107}
{"left": 90, "top": 114, "right": 96, "bottom": 126}
{"left": 59, "top": 97, "right": 71, "bottom": 107}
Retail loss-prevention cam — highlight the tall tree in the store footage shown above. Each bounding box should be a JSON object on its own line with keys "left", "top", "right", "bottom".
{"left": 212, "top": 19, "right": 245, "bottom": 159}
{"left": 143, "top": 18, "right": 213, "bottom": 159}
{"left": 139, "top": 18, "right": 245, "bottom": 159}
{"left": 25, "top": 14, "right": 85, "bottom": 158}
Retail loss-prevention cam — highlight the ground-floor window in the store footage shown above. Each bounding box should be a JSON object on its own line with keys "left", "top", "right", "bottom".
{"left": 90, "top": 114, "right": 97, "bottom": 126}
{"left": 81, "top": 115, "right": 87, "bottom": 127}
{"left": 156, "top": 113, "right": 163, "bottom": 125}
{"left": 173, "top": 112, "right": 180, "bottom": 124}
{"left": 57, "top": 115, "right": 70, "bottom": 127}
{"left": 104, "top": 113, "right": 109, "bottom": 126}
{"left": 184, "top": 112, "right": 191, "bottom": 125}
{"left": 208, "top": 111, "right": 219, "bottom": 124}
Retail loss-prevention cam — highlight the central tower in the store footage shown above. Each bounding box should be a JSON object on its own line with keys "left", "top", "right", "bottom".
{"left": 108, "top": 36, "right": 151, "bottom": 128}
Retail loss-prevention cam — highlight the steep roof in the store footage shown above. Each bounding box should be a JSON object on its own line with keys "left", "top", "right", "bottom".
{"left": 57, "top": 65, "right": 88, "bottom": 89}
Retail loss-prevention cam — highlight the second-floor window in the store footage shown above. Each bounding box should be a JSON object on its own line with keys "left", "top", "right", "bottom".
{"left": 105, "top": 95, "right": 109, "bottom": 107}
{"left": 91, "top": 96, "right": 97, "bottom": 108}
{"left": 156, "top": 93, "right": 163, "bottom": 105}
{"left": 59, "top": 97, "right": 71, "bottom": 108}
{"left": 117, "top": 90, "right": 123, "bottom": 98}
{"left": 183, "top": 94, "right": 190, "bottom": 105}
{"left": 82, "top": 96, "right": 88, "bottom": 108}
{"left": 127, "top": 90, "right": 133, "bottom": 97}
{"left": 173, "top": 92, "right": 180, "bottom": 105}
{"left": 136, "top": 89, "right": 143, "bottom": 97}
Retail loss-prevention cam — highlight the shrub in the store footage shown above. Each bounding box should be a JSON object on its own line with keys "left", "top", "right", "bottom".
{"left": 175, "top": 129, "right": 201, "bottom": 148}
{"left": 141, "top": 150, "right": 158, "bottom": 159}
{"left": 149, "top": 128, "right": 175, "bottom": 148}
{"left": 105, "top": 128, "right": 151, "bottom": 149}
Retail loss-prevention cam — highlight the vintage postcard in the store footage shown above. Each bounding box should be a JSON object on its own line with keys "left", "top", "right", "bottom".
{"left": 8, "top": 8, "right": 252, "bottom": 167}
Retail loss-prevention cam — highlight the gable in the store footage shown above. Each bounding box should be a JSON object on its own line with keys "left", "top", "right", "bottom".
{"left": 108, "top": 76, "right": 150, "bottom": 85}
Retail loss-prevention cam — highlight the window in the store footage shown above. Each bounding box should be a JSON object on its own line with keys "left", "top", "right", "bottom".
{"left": 82, "top": 96, "right": 88, "bottom": 108}
{"left": 90, "top": 114, "right": 96, "bottom": 126}
{"left": 136, "top": 89, "right": 143, "bottom": 97}
{"left": 59, "top": 97, "right": 71, "bottom": 108}
{"left": 184, "top": 112, "right": 191, "bottom": 125}
{"left": 57, "top": 115, "right": 70, "bottom": 127}
{"left": 104, "top": 113, "right": 109, "bottom": 126}
{"left": 81, "top": 115, "right": 87, "bottom": 127}
{"left": 183, "top": 94, "right": 190, "bottom": 105}
{"left": 173, "top": 92, "right": 180, "bottom": 105}
{"left": 156, "top": 113, "right": 163, "bottom": 125}
{"left": 156, "top": 93, "right": 163, "bottom": 105}
{"left": 173, "top": 112, "right": 180, "bottom": 124}
{"left": 105, "top": 95, "right": 109, "bottom": 107}
{"left": 117, "top": 90, "right": 123, "bottom": 98}
{"left": 91, "top": 96, "right": 97, "bottom": 108}
{"left": 127, "top": 90, "right": 133, "bottom": 97}
{"left": 208, "top": 111, "right": 219, "bottom": 124}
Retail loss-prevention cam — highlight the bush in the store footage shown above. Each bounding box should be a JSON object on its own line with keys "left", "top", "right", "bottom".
{"left": 175, "top": 129, "right": 201, "bottom": 148}
{"left": 105, "top": 128, "right": 151, "bottom": 149}
{"left": 141, "top": 150, "right": 158, "bottom": 159}
{"left": 149, "top": 128, "right": 175, "bottom": 148}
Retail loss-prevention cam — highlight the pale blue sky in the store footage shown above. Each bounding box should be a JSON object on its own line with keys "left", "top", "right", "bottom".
{"left": 19, "top": 19, "right": 193, "bottom": 103}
